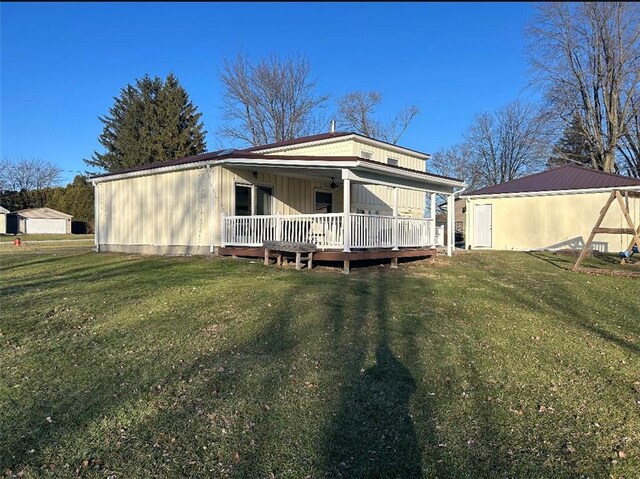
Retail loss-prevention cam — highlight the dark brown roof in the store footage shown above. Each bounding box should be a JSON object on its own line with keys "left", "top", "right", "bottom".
{"left": 464, "top": 165, "right": 640, "bottom": 196}
{"left": 90, "top": 151, "right": 463, "bottom": 184}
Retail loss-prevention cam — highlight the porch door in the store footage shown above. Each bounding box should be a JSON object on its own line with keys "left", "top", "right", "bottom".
{"left": 315, "top": 191, "right": 333, "bottom": 213}
{"left": 474, "top": 204, "right": 492, "bottom": 248}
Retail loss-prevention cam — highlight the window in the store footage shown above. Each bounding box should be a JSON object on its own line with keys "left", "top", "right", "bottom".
{"left": 361, "top": 150, "right": 373, "bottom": 160}
{"left": 315, "top": 191, "right": 333, "bottom": 213}
{"left": 256, "top": 185, "right": 273, "bottom": 215}
{"left": 387, "top": 157, "right": 399, "bottom": 166}
{"left": 235, "top": 184, "right": 251, "bottom": 216}
{"left": 235, "top": 183, "right": 273, "bottom": 216}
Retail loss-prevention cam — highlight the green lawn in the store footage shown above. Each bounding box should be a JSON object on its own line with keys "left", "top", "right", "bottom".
{"left": 1, "top": 246, "right": 639, "bottom": 478}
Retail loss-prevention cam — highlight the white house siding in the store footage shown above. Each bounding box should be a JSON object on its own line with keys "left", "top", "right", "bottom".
{"left": 465, "top": 191, "right": 640, "bottom": 252}
{"left": 264, "top": 138, "right": 428, "bottom": 217}
{"left": 97, "top": 168, "right": 211, "bottom": 253}
{"left": 0, "top": 213, "right": 6, "bottom": 234}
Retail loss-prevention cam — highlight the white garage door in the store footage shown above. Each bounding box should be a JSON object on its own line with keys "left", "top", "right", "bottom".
{"left": 26, "top": 218, "right": 66, "bottom": 234}
{"left": 474, "top": 204, "right": 492, "bottom": 248}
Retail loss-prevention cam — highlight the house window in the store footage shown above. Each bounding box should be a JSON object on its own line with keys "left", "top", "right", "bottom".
{"left": 256, "top": 185, "right": 273, "bottom": 215}
{"left": 315, "top": 191, "right": 333, "bottom": 213}
{"left": 361, "top": 150, "right": 373, "bottom": 160}
{"left": 387, "top": 157, "right": 399, "bottom": 166}
{"left": 235, "top": 183, "right": 273, "bottom": 215}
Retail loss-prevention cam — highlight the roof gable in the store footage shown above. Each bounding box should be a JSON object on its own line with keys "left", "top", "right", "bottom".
{"left": 17, "top": 207, "right": 73, "bottom": 219}
{"left": 464, "top": 165, "right": 640, "bottom": 197}
{"left": 245, "top": 131, "right": 430, "bottom": 159}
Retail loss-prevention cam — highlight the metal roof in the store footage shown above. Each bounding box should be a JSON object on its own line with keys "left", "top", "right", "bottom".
{"left": 464, "top": 165, "right": 640, "bottom": 197}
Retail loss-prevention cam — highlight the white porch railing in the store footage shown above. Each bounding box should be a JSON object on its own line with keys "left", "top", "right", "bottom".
{"left": 222, "top": 213, "right": 443, "bottom": 250}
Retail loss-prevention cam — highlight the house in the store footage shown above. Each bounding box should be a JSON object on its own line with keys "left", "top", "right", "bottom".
{"left": 0, "top": 206, "right": 8, "bottom": 234}
{"left": 462, "top": 165, "right": 640, "bottom": 252}
{"left": 13, "top": 207, "right": 73, "bottom": 234}
{"left": 89, "top": 131, "right": 466, "bottom": 266}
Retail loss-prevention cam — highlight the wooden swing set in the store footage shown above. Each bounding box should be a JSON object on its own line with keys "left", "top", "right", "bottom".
{"left": 573, "top": 189, "right": 640, "bottom": 271}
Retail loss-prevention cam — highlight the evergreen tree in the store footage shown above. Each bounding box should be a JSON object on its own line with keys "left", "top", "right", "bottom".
{"left": 548, "top": 113, "right": 593, "bottom": 168}
{"left": 46, "top": 175, "right": 95, "bottom": 231}
{"left": 86, "top": 73, "right": 207, "bottom": 172}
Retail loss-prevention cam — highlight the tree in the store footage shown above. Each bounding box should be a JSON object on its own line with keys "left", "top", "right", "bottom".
{"left": 548, "top": 113, "right": 593, "bottom": 168}
{"left": 219, "top": 53, "right": 328, "bottom": 146}
{"left": 336, "top": 91, "right": 420, "bottom": 144}
{"left": 0, "top": 157, "right": 62, "bottom": 209}
{"left": 46, "top": 175, "right": 95, "bottom": 231}
{"left": 430, "top": 143, "right": 482, "bottom": 192}
{"left": 618, "top": 95, "right": 640, "bottom": 177}
{"left": 464, "top": 100, "right": 548, "bottom": 187}
{"left": 527, "top": 2, "right": 640, "bottom": 172}
{"left": 86, "top": 73, "right": 207, "bottom": 173}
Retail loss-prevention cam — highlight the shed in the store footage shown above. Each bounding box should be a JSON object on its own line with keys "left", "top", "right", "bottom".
{"left": 0, "top": 206, "right": 8, "bottom": 235}
{"left": 15, "top": 207, "right": 73, "bottom": 234}
{"left": 462, "top": 166, "right": 640, "bottom": 252}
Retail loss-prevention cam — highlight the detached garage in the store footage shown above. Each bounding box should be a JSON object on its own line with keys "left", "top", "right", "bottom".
{"left": 0, "top": 206, "right": 8, "bottom": 235}
{"left": 15, "top": 207, "right": 72, "bottom": 234}
{"left": 462, "top": 165, "right": 640, "bottom": 252}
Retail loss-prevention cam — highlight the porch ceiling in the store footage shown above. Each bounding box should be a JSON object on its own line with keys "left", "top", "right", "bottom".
{"left": 224, "top": 158, "right": 464, "bottom": 195}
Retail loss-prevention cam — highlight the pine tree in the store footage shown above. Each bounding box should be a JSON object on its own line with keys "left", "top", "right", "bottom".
{"left": 86, "top": 73, "right": 207, "bottom": 172}
{"left": 548, "top": 113, "right": 593, "bottom": 169}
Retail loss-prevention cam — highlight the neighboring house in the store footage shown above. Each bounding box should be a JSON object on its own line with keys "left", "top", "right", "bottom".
{"left": 0, "top": 206, "right": 8, "bottom": 234}
{"left": 462, "top": 165, "right": 640, "bottom": 252}
{"left": 13, "top": 207, "right": 73, "bottom": 234}
{"left": 90, "top": 131, "right": 465, "bottom": 258}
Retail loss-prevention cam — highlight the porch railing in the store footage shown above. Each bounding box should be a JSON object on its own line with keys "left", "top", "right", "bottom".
{"left": 222, "top": 213, "right": 442, "bottom": 250}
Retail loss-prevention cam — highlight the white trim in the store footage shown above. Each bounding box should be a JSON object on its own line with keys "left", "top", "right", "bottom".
{"left": 462, "top": 185, "right": 640, "bottom": 199}
{"left": 252, "top": 133, "right": 431, "bottom": 160}
{"left": 90, "top": 156, "right": 465, "bottom": 190}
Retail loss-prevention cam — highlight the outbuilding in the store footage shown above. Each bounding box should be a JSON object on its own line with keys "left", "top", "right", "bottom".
{"left": 0, "top": 206, "right": 8, "bottom": 235}
{"left": 14, "top": 207, "right": 73, "bottom": 234}
{"left": 462, "top": 165, "right": 640, "bottom": 253}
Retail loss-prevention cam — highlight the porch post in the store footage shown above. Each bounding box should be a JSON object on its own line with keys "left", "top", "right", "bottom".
{"left": 343, "top": 172, "right": 351, "bottom": 252}
{"left": 430, "top": 193, "right": 437, "bottom": 247}
{"left": 446, "top": 193, "right": 454, "bottom": 257}
{"left": 392, "top": 187, "right": 399, "bottom": 250}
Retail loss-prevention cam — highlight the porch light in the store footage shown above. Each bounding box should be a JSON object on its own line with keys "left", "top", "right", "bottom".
{"left": 329, "top": 177, "right": 338, "bottom": 190}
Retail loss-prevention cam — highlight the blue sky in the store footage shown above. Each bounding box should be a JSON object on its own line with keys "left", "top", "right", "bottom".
{"left": 1, "top": 2, "right": 537, "bottom": 184}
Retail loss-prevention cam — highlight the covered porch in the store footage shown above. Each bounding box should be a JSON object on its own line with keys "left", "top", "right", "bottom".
{"left": 215, "top": 156, "right": 464, "bottom": 257}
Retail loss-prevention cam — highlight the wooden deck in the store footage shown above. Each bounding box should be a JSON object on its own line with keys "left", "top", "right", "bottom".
{"left": 218, "top": 246, "right": 437, "bottom": 273}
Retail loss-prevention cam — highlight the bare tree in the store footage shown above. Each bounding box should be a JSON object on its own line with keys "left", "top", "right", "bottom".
{"left": 618, "top": 94, "right": 640, "bottom": 177}
{"left": 219, "top": 53, "right": 329, "bottom": 146}
{"left": 336, "top": 91, "right": 420, "bottom": 144}
{"left": 464, "top": 100, "right": 549, "bottom": 187}
{"left": 0, "top": 158, "right": 62, "bottom": 208}
{"left": 527, "top": 2, "right": 640, "bottom": 172}
{"left": 430, "top": 143, "right": 483, "bottom": 192}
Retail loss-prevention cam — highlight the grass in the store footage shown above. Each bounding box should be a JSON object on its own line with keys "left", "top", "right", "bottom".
{"left": 1, "top": 245, "right": 639, "bottom": 478}
{"left": 0, "top": 234, "right": 94, "bottom": 243}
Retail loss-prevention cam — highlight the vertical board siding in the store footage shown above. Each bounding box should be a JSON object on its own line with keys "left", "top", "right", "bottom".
{"left": 466, "top": 192, "right": 640, "bottom": 252}
{"left": 261, "top": 138, "right": 429, "bottom": 218}
{"left": 98, "top": 168, "right": 210, "bottom": 246}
